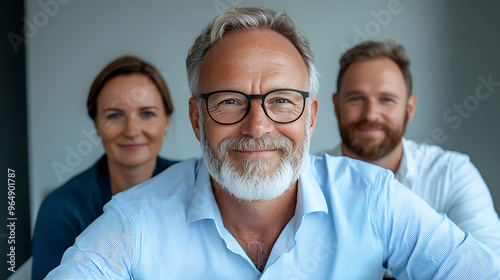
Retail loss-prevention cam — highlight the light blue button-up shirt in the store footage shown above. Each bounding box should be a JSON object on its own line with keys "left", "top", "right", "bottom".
{"left": 326, "top": 138, "right": 500, "bottom": 253}
{"left": 46, "top": 154, "right": 500, "bottom": 279}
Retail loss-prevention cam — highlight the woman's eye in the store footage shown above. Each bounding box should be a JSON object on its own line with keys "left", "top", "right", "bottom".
{"left": 106, "top": 113, "right": 120, "bottom": 120}
{"left": 142, "top": 111, "right": 155, "bottom": 118}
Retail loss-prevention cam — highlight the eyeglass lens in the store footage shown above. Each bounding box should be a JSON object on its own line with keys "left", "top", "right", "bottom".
{"left": 206, "top": 90, "right": 305, "bottom": 124}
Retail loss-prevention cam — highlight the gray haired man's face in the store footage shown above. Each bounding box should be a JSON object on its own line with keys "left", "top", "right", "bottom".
{"left": 188, "top": 29, "right": 318, "bottom": 200}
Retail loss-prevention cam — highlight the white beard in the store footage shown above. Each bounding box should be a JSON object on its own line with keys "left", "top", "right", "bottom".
{"left": 199, "top": 110, "right": 311, "bottom": 201}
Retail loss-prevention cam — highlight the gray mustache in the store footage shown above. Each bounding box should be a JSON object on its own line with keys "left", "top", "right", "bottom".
{"left": 218, "top": 136, "right": 293, "bottom": 154}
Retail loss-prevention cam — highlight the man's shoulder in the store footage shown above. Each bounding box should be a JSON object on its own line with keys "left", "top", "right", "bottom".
{"left": 308, "top": 153, "right": 394, "bottom": 191}
{"left": 403, "top": 138, "right": 472, "bottom": 167}
{"left": 109, "top": 156, "right": 203, "bottom": 220}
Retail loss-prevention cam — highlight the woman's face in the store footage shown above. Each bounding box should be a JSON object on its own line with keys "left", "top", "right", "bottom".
{"left": 95, "top": 74, "right": 170, "bottom": 169}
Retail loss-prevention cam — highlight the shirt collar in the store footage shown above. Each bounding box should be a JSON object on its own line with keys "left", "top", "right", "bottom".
{"left": 186, "top": 159, "right": 220, "bottom": 223}
{"left": 395, "top": 138, "right": 417, "bottom": 182}
{"left": 296, "top": 161, "right": 329, "bottom": 220}
{"left": 186, "top": 157, "right": 329, "bottom": 272}
{"left": 331, "top": 140, "right": 416, "bottom": 183}
{"left": 186, "top": 158, "right": 329, "bottom": 225}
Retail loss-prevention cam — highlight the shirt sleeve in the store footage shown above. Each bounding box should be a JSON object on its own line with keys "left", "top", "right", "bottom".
{"left": 444, "top": 154, "right": 500, "bottom": 252}
{"left": 379, "top": 177, "right": 500, "bottom": 279}
{"left": 44, "top": 200, "right": 135, "bottom": 279}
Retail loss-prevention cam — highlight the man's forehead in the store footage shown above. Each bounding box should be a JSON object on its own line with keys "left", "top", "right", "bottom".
{"left": 203, "top": 29, "right": 304, "bottom": 66}
{"left": 199, "top": 29, "right": 309, "bottom": 92}
{"left": 340, "top": 58, "right": 406, "bottom": 93}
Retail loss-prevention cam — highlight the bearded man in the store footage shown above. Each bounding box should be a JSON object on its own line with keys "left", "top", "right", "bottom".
{"left": 328, "top": 40, "right": 500, "bottom": 277}
{"left": 46, "top": 8, "right": 500, "bottom": 279}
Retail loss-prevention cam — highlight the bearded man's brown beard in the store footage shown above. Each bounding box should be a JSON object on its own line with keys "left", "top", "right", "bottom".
{"left": 339, "top": 114, "right": 407, "bottom": 161}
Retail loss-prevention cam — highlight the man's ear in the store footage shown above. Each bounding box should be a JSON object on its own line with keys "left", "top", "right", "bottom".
{"left": 406, "top": 94, "right": 417, "bottom": 123}
{"left": 332, "top": 92, "right": 340, "bottom": 119}
{"left": 308, "top": 97, "right": 319, "bottom": 135}
{"left": 189, "top": 97, "right": 201, "bottom": 141}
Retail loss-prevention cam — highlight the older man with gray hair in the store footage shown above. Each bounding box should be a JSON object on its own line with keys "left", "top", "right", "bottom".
{"left": 46, "top": 7, "right": 499, "bottom": 279}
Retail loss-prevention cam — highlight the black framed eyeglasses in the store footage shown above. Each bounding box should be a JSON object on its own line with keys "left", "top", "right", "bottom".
{"left": 200, "top": 89, "right": 309, "bottom": 125}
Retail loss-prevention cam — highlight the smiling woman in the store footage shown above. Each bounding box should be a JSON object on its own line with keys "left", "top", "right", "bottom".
{"left": 30, "top": 56, "right": 179, "bottom": 280}
{"left": 94, "top": 74, "right": 172, "bottom": 194}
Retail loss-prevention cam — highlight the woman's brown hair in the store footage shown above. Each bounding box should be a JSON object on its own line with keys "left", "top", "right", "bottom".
{"left": 87, "top": 56, "right": 174, "bottom": 120}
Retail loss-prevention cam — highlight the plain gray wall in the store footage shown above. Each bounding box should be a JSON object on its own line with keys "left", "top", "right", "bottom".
{"left": 27, "top": 0, "right": 500, "bottom": 229}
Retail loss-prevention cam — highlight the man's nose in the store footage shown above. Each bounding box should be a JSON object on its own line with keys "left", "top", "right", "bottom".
{"left": 240, "top": 99, "right": 273, "bottom": 138}
{"left": 363, "top": 99, "right": 381, "bottom": 122}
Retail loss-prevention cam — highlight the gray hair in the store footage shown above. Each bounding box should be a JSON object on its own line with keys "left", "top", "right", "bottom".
{"left": 186, "top": 6, "right": 319, "bottom": 98}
